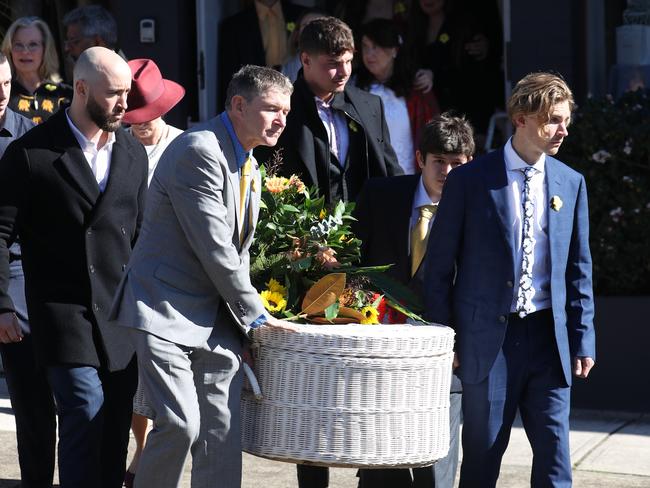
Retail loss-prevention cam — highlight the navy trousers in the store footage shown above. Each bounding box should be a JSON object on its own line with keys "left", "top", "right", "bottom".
{"left": 459, "top": 309, "right": 572, "bottom": 488}
{"left": 46, "top": 357, "right": 137, "bottom": 488}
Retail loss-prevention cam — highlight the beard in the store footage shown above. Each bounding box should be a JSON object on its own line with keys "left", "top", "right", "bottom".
{"left": 86, "top": 94, "right": 122, "bottom": 132}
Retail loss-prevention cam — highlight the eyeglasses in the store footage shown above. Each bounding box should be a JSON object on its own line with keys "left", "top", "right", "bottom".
{"left": 12, "top": 41, "right": 43, "bottom": 53}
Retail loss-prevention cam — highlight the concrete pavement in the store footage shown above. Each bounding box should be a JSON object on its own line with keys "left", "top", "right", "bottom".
{"left": 1, "top": 376, "right": 649, "bottom": 487}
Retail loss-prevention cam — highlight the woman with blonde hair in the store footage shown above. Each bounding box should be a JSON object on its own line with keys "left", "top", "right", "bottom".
{"left": 1, "top": 16, "right": 72, "bottom": 124}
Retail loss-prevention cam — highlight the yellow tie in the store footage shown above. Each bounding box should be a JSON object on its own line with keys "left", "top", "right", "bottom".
{"left": 257, "top": 2, "right": 287, "bottom": 67}
{"left": 239, "top": 157, "right": 252, "bottom": 244}
{"left": 410, "top": 204, "right": 437, "bottom": 276}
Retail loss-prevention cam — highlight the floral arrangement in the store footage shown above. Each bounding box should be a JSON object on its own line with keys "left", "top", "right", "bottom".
{"left": 558, "top": 88, "right": 650, "bottom": 295}
{"left": 250, "top": 152, "right": 422, "bottom": 324}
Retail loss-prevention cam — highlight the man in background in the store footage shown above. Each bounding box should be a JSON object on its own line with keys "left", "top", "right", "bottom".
{"left": 0, "top": 52, "right": 54, "bottom": 488}
{"left": 63, "top": 5, "right": 120, "bottom": 62}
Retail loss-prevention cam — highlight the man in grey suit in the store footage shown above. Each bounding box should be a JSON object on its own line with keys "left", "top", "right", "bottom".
{"left": 110, "top": 65, "right": 294, "bottom": 488}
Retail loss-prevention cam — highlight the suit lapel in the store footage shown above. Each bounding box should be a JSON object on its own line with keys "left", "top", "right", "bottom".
{"left": 88, "top": 131, "right": 137, "bottom": 226}
{"left": 53, "top": 112, "right": 101, "bottom": 206}
{"left": 214, "top": 118, "right": 244, "bottom": 242}
{"left": 485, "top": 150, "right": 516, "bottom": 265}
{"left": 545, "top": 157, "right": 564, "bottom": 275}
{"left": 242, "top": 157, "right": 261, "bottom": 249}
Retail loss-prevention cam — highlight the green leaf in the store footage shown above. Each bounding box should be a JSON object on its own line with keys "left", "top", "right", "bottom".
{"left": 324, "top": 301, "right": 340, "bottom": 320}
{"left": 364, "top": 271, "right": 424, "bottom": 314}
{"left": 282, "top": 204, "right": 300, "bottom": 212}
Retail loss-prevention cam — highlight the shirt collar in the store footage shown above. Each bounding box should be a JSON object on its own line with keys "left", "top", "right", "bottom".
{"left": 255, "top": 0, "right": 283, "bottom": 19}
{"left": 504, "top": 137, "right": 545, "bottom": 174}
{"left": 414, "top": 176, "right": 438, "bottom": 209}
{"left": 220, "top": 111, "right": 251, "bottom": 169}
{"left": 65, "top": 108, "right": 115, "bottom": 152}
{"left": 0, "top": 109, "right": 21, "bottom": 137}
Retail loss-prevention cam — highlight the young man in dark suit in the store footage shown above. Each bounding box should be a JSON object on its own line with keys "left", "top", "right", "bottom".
{"left": 354, "top": 113, "right": 475, "bottom": 488}
{"left": 256, "top": 16, "right": 402, "bottom": 205}
{"left": 0, "top": 47, "right": 148, "bottom": 488}
{"left": 424, "top": 73, "right": 595, "bottom": 487}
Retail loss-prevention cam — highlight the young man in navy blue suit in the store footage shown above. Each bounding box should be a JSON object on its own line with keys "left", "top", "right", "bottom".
{"left": 424, "top": 73, "right": 595, "bottom": 487}
{"left": 354, "top": 114, "right": 475, "bottom": 488}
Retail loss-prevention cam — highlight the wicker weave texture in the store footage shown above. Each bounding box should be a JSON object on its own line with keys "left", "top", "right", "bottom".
{"left": 241, "top": 324, "right": 455, "bottom": 467}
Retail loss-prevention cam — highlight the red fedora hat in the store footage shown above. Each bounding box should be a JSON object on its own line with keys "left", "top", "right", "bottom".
{"left": 122, "top": 59, "right": 185, "bottom": 124}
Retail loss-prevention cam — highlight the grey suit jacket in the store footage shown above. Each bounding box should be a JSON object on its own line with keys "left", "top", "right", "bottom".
{"left": 109, "top": 116, "right": 266, "bottom": 346}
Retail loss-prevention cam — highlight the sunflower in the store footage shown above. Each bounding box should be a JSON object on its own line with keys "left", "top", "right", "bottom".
{"left": 260, "top": 290, "right": 287, "bottom": 313}
{"left": 360, "top": 306, "right": 379, "bottom": 325}
{"left": 266, "top": 278, "right": 287, "bottom": 296}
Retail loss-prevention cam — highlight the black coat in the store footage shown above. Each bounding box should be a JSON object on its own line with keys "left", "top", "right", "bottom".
{"left": 0, "top": 110, "right": 148, "bottom": 371}
{"left": 217, "top": 0, "right": 303, "bottom": 111}
{"left": 256, "top": 75, "right": 403, "bottom": 203}
{"left": 354, "top": 174, "right": 420, "bottom": 286}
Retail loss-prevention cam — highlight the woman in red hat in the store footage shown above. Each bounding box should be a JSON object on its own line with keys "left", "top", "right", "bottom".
{"left": 123, "top": 58, "right": 185, "bottom": 185}
{"left": 122, "top": 58, "right": 185, "bottom": 488}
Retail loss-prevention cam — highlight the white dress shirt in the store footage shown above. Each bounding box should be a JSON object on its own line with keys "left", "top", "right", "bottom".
{"left": 504, "top": 138, "right": 551, "bottom": 313}
{"left": 369, "top": 83, "right": 415, "bottom": 174}
{"left": 408, "top": 176, "right": 438, "bottom": 253}
{"left": 66, "top": 109, "right": 114, "bottom": 192}
{"left": 315, "top": 96, "right": 350, "bottom": 166}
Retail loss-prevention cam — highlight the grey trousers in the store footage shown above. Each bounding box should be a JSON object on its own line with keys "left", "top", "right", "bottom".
{"left": 129, "top": 325, "right": 244, "bottom": 488}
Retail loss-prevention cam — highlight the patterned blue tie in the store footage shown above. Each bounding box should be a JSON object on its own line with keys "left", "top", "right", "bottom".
{"left": 515, "top": 166, "right": 536, "bottom": 318}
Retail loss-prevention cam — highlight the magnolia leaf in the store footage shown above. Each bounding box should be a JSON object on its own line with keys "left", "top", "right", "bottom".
{"left": 301, "top": 273, "right": 346, "bottom": 315}
{"left": 302, "top": 291, "right": 337, "bottom": 316}
{"left": 338, "top": 306, "right": 365, "bottom": 321}
{"left": 324, "top": 301, "right": 340, "bottom": 320}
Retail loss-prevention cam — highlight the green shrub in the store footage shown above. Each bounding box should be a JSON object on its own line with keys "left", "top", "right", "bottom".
{"left": 559, "top": 89, "right": 650, "bottom": 295}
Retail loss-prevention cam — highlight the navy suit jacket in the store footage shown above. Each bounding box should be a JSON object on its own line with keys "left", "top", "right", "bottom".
{"left": 423, "top": 148, "right": 595, "bottom": 386}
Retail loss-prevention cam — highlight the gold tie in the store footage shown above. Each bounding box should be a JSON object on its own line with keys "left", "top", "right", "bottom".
{"left": 239, "top": 157, "right": 252, "bottom": 244}
{"left": 410, "top": 204, "right": 437, "bottom": 276}
{"left": 257, "top": 3, "right": 287, "bottom": 67}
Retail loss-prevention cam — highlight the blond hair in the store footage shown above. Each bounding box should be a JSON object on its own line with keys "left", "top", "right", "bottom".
{"left": 1, "top": 16, "right": 62, "bottom": 83}
{"left": 507, "top": 72, "right": 575, "bottom": 124}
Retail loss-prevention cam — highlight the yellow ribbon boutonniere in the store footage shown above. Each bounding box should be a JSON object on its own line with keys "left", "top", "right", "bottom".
{"left": 439, "top": 33, "right": 450, "bottom": 44}
{"left": 348, "top": 120, "right": 358, "bottom": 133}
{"left": 550, "top": 196, "right": 563, "bottom": 212}
{"left": 286, "top": 21, "right": 296, "bottom": 33}
{"left": 44, "top": 83, "right": 57, "bottom": 92}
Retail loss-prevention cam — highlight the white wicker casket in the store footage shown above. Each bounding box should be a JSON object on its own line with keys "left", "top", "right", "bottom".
{"left": 241, "top": 323, "right": 455, "bottom": 468}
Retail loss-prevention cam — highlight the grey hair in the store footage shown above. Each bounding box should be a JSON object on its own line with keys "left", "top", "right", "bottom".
{"left": 63, "top": 5, "right": 118, "bottom": 49}
{"left": 225, "top": 65, "right": 293, "bottom": 110}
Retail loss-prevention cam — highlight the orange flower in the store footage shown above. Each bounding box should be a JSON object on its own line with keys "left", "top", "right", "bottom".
{"left": 265, "top": 176, "right": 290, "bottom": 193}
{"left": 288, "top": 174, "right": 306, "bottom": 194}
